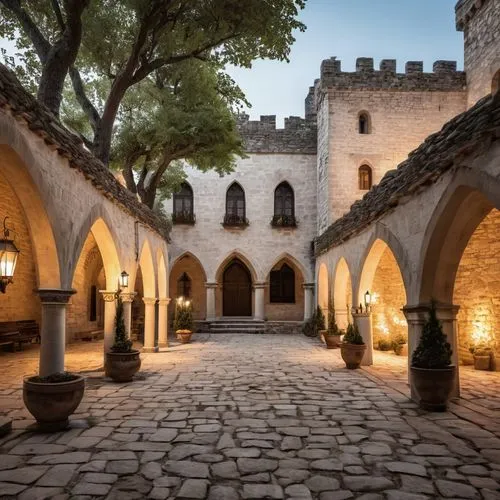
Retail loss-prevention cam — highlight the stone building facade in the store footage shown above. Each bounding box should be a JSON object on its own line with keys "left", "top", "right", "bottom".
{"left": 165, "top": 0, "right": 498, "bottom": 337}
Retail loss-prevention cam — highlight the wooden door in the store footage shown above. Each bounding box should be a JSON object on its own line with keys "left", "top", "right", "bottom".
{"left": 223, "top": 260, "right": 252, "bottom": 316}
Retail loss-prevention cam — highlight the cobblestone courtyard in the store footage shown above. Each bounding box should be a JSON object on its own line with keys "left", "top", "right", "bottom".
{"left": 1, "top": 334, "right": 500, "bottom": 499}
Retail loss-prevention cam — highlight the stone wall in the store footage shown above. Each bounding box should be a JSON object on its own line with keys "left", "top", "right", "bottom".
{"left": 66, "top": 232, "right": 105, "bottom": 342}
{"left": 316, "top": 97, "right": 330, "bottom": 234}
{"left": 371, "top": 248, "right": 407, "bottom": 348}
{"left": 457, "top": 0, "right": 500, "bottom": 107}
{"left": 324, "top": 87, "right": 467, "bottom": 223}
{"left": 169, "top": 254, "right": 207, "bottom": 321}
{"left": 454, "top": 209, "right": 500, "bottom": 367}
{"left": 0, "top": 171, "right": 40, "bottom": 324}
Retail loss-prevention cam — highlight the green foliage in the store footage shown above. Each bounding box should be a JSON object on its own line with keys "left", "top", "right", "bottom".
{"left": 412, "top": 303, "right": 452, "bottom": 369}
{"left": 174, "top": 300, "right": 194, "bottom": 332}
{"left": 29, "top": 372, "right": 79, "bottom": 383}
{"left": 316, "top": 305, "right": 326, "bottom": 331}
{"left": 326, "top": 296, "right": 340, "bottom": 336}
{"left": 343, "top": 323, "right": 365, "bottom": 345}
{"left": 302, "top": 316, "right": 316, "bottom": 337}
{"left": 111, "top": 295, "right": 133, "bottom": 353}
{"left": 391, "top": 332, "right": 407, "bottom": 352}
{"left": 378, "top": 339, "right": 392, "bottom": 351}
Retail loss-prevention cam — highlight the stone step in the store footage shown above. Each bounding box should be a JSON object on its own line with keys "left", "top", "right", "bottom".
{"left": 209, "top": 330, "right": 265, "bottom": 334}
{"left": 209, "top": 323, "right": 265, "bottom": 329}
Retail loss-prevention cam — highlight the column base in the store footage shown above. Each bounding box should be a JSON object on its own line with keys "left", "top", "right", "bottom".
{"left": 157, "top": 342, "right": 168, "bottom": 348}
{"left": 142, "top": 346, "right": 159, "bottom": 353}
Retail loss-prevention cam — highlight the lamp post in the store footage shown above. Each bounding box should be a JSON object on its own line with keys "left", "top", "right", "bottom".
{"left": 364, "top": 290, "right": 372, "bottom": 313}
{"left": 120, "top": 270, "right": 129, "bottom": 289}
{"left": 0, "top": 217, "right": 20, "bottom": 294}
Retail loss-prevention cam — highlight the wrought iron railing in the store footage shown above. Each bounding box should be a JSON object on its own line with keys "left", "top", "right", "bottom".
{"left": 172, "top": 211, "right": 196, "bottom": 225}
{"left": 222, "top": 213, "right": 249, "bottom": 227}
{"left": 271, "top": 214, "right": 297, "bottom": 228}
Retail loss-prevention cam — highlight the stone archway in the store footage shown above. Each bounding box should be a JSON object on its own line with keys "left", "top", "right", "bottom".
{"left": 333, "top": 257, "right": 353, "bottom": 330}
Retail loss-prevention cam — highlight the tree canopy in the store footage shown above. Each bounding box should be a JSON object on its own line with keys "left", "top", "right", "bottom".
{"left": 1, "top": 0, "right": 306, "bottom": 207}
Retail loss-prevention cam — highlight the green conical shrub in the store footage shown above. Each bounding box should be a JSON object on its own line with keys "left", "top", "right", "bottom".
{"left": 327, "top": 296, "right": 340, "bottom": 335}
{"left": 175, "top": 301, "right": 194, "bottom": 331}
{"left": 316, "top": 305, "right": 326, "bottom": 331}
{"left": 111, "top": 295, "right": 133, "bottom": 353}
{"left": 412, "top": 302, "right": 452, "bottom": 369}
{"left": 343, "top": 322, "right": 364, "bottom": 345}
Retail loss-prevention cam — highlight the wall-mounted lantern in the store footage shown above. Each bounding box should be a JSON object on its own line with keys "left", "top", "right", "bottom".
{"left": 364, "top": 290, "right": 372, "bottom": 312}
{"left": 120, "top": 270, "right": 129, "bottom": 289}
{"left": 0, "top": 217, "right": 20, "bottom": 294}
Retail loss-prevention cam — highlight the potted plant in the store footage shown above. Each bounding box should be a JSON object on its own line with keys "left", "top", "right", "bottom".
{"left": 391, "top": 333, "right": 408, "bottom": 356}
{"left": 105, "top": 295, "right": 141, "bottom": 382}
{"left": 411, "top": 302, "right": 455, "bottom": 411}
{"left": 316, "top": 305, "right": 327, "bottom": 341}
{"left": 469, "top": 343, "right": 494, "bottom": 371}
{"left": 340, "top": 322, "right": 367, "bottom": 369}
{"left": 23, "top": 371, "right": 85, "bottom": 432}
{"left": 175, "top": 299, "right": 194, "bottom": 343}
{"left": 324, "top": 298, "right": 343, "bottom": 349}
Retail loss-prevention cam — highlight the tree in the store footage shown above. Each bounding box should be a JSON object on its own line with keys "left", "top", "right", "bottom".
{"left": 1, "top": 0, "right": 306, "bottom": 165}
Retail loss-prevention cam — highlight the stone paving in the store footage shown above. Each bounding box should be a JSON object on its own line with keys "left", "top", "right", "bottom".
{"left": 0, "top": 334, "right": 500, "bottom": 499}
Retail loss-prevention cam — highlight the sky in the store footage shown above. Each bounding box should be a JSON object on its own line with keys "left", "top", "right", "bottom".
{"left": 226, "top": 0, "right": 464, "bottom": 126}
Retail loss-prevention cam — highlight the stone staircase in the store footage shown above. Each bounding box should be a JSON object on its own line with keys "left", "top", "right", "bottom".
{"left": 208, "top": 318, "right": 265, "bottom": 334}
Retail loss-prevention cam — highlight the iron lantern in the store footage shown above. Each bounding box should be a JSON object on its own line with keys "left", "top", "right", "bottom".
{"left": 0, "top": 217, "right": 20, "bottom": 294}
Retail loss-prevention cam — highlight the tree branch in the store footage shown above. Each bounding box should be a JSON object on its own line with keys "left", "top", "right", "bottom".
{"left": 69, "top": 66, "right": 101, "bottom": 132}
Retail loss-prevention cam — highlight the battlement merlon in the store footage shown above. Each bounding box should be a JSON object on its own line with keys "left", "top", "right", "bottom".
{"left": 318, "top": 57, "right": 466, "bottom": 92}
{"left": 236, "top": 114, "right": 317, "bottom": 154}
{"left": 455, "top": 0, "right": 487, "bottom": 31}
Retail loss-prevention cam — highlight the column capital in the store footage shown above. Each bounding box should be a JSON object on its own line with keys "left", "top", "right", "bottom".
{"left": 37, "top": 288, "right": 75, "bottom": 304}
{"left": 143, "top": 296, "right": 157, "bottom": 306}
{"left": 205, "top": 282, "right": 218, "bottom": 289}
{"left": 100, "top": 290, "right": 118, "bottom": 302}
{"left": 352, "top": 311, "right": 371, "bottom": 318}
{"left": 303, "top": 282, "right": 315, "bottom": 291}
{"left": 403, "top": 302, "right": 459, "bottom": 322}
{"left": 120, "top": 292, "right": 137, "bottom": 303}
{"left": 158, "top": 297, "right": 171, "bottom": 306}
{"left": 253, "top": 281, "right": 267, "bottom": 289}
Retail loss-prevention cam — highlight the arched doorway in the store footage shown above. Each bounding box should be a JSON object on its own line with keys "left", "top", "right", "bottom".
{"left": 223, "top": 259, "right": 252, "bottom": 317}
{"left": 333, "top": 258, "right": 352, "bottom": 330}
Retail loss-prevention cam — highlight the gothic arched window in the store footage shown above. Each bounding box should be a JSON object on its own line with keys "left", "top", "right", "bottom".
{"left": 177, "top": 272, "right": 192, "bottom": 299}
{"left": 173, "top": 183, "right": 194, "bottom": 224}
{"left": 358, "top": 112, "right": 371, "bottom": 134}
{"left": 224, "top": 183, "right": 247, "bottom": 226}
{"left": 358, "top": 165, "right": 373, "bottom": 190}
{"left": 270, "top": 263, "right": 295, "bottom": 303}
{"left": 272, "top": 182, "right": 296, "bottom": 227}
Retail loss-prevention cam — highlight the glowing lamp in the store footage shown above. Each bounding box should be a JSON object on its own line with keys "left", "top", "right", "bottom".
{"left": 177, "top": 297, "right": 184, "bottom": 305}
{"left": 120, "top": 270, "right": 129, "bottom": 289}
{"left": 0, "top": 218, "right": 20, "bottom": 294}
{"left": 185, "top": 300, "right": 191, "bottom": 308}
{"left": 364, "top": 290, "right": 372, "bottom": 310}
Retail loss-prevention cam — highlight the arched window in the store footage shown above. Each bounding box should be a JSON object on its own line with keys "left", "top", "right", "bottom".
{"left": 358, "top": 112, "right": 371, "bottom": 134}
{"left": 272, "top": 182, "right": 296, "bottom": 227}
{"left": 224, "top": 183, "right": 247, "bottom": 226}
{"left": 270, "top": 263, "right": 295, "bottom": 303}
{"left": 177, "top": 272, "right": 192, "bottom": 299}
{"left": 173, "top": 183, "right": 194, "bottom": 224}
{"left": 358, "top": 165, "right": 372, "bottom": 190}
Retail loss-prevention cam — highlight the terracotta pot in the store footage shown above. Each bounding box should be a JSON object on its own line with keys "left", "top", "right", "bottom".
{"left": 340, "top": 343, "right": 367, "bottom": 369}
{"left": 319, "top": 330, "right": 327, "bottom": 343}
{"left": 23, "top": 375, "right": 85, "bottom": 432}
{"left": 473, "top": 355, "right": 491, "bottom": 371}
{"left": 324, "top": 334, "right": 342, "bottom": 349}
{"left": 177, "top": 330, "right": 192, "bottom": 344}
{"left": 410, "top": 365, "right": 456, "bottom": 411}
{"left": 105, "top": 350, "right": 141, "bottom": 382}
{"left": 394, "top": 343, "right": 408, "bottom": 356}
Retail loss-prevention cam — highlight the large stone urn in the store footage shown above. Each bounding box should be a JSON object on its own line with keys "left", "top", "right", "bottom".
{"left": 410, "top": 365, "right": 456, "bottom": 411}
{"left": 340, "top": 343, "right": 367, "bottom": 369}
{"left": 176, "top": 329, "right": 193, "bottom": 344}
{"left": 23, "top": 374, "right": 85, "bottom": 432}
{"left": 324, "top": 333, "right": 342, "bottom": 349}
{"left": 105, "top": 350, "right": 141, "bottom": 382}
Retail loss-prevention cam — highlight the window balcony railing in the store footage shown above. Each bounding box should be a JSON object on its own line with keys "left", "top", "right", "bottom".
{"left": 172, "top": 211, "right": 196, "bottom": 225}
{"left": 222, "top": 213, "right": 249, "bottom": 228}
{"left": 271, "top": 214, "right": 297, "bottom": 228}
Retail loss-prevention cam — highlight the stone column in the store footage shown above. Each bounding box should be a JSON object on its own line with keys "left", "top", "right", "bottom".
{"left": 143, "top": 297, "right": 158, "bottom": 353}
{"left": 158, "top": 298, "right": 171, "bottom": 348}
{"left": 403, "top": 302, "right": 460, "bottom": 401}
{"left": 38, "top": 289, "right": 75, "bottom": 377}
{"left": 206, "top": 282, "right": 217, "bottom": 321}
{"left": 120, "top": 292, "right": 136, "bottom": 338}
{"left": 253, "top": 281, "right": 266, "bottom": 320}
{"left": 352, "top": 311, "right": 373, "bottom": 366}
{"left": 100, "top": 290, "right": 117, "bottom": 354}
{"left": 303, "top": 283, "right": 315, "bottom": 321}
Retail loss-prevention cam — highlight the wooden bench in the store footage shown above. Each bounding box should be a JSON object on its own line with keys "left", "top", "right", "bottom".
{"left": 0, "top": 320, "right": 40, "bottom": 351}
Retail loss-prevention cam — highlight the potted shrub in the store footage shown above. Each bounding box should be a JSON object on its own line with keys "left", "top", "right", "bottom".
{"left": 316, "top": 305, "right": 327, "bottom": 341}
{"left": 411, "top": 302, "right": 455, "bottom": 411}
{"left": 392, "top": 333, "right": 408, "bottom": 356}
{"left": 175, "top": 299, "right": 194, "bottom": 343}
{"left": 105, "top": 295, "right": 141, "bottom": 382}
{"left": 23, "top": 371, "right": 85, "bottom": 432}
{"left": 340, "top": 322, "right": 367, "bottom": 369}
{"left": 469, "top": 343, "right": 494, "bottom": 371}
{"left": 324, "top": 298, "right": 343, "bottom": 349}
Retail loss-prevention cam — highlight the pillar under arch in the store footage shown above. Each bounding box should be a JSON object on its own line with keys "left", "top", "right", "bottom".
{"left": 303, "top": 283, "right": 315, "bottom": 320}
{"left": 254, "top": 281, "right": 266, "bottom": 320}
{"left": 142, "top": 297, "right": 158, "bottom": 353}
{"left": 206, "top": 282, "right": 217, "bottom": 321}
{"left": 158, "top": 298, "right": 171, "bottom": 347}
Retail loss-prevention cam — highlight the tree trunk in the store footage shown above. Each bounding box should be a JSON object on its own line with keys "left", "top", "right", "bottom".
{"left": 140, "top": 187, "right": 157, "bottom": 210}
